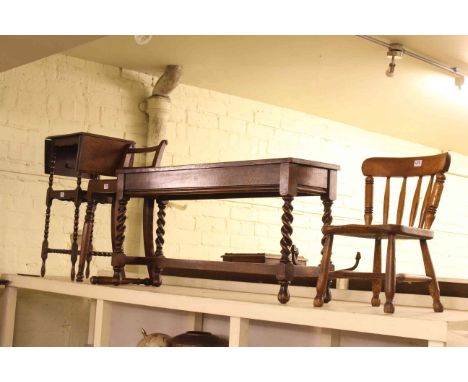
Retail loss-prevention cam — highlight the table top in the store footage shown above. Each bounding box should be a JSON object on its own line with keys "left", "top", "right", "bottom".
{"left": 45, "top": 132, "right": 134, "bottom": 177}
{"left": 45, "top": 131, "right": 133, "bottom": 144}
{"left": 118, "top": 157, "right": 340, "bottom": 174}
{"left": 119, "top": 157, "right": 339, "bottom": 199}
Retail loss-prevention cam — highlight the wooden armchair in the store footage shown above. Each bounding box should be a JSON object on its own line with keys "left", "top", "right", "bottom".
{"left": 75, "top": 140, "right": 168, "bottom": 282}
{"left": 314, "top": 153, "right": 451, "bottom": 313}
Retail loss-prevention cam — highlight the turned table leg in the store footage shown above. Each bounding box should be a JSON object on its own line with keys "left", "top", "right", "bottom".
{"left": 278, "top": 196, "right": 294, "bottom": 304}
{"left": 320, "top": 196, "right": 334, "bottom": 303}
{"left": 85, "top": 202, "right": 97, "bottom": 279}
{"left": 70, "top": 176, "right": 82, "bottom": 281}
{"left": 41, "top": 153, "right": 56, "bottom": 277}
{"left": 152, "top": 199, "right": 167, "bottom": 286}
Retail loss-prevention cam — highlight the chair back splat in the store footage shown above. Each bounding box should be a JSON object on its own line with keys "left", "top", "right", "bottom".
{"left": 361, "top": 153, "right": 451, "bottom": 229}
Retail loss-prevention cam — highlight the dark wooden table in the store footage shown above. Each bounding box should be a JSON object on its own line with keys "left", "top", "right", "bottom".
{"left": 91, "top": 157, "right": 340, "bottom": 304}
{"left": 41, "top": 132, "right": 134, "bottom": 280}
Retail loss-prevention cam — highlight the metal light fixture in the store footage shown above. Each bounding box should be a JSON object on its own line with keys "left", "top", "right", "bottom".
{"left": 360, "top": 36, "right": 466, "bottom": 89}
{"left": 385, "top": 43, "right": 404, "bottom": 78}
{"left": 454, "top": 69, "right": 465, "bottom": 90}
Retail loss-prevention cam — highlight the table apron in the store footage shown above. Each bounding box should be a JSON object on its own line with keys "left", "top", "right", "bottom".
{"left": 122, "top": 164, "right": 331, "bottom": 199}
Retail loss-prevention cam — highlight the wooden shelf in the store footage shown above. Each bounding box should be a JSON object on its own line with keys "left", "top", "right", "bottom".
{"left": 2, "top": 273, "right": 468, "bottom": 347}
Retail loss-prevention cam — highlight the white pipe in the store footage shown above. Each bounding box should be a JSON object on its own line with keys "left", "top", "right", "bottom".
{"left": 152, "top": 65, "right": 183, "bottom": 97}
{"left": 139, "top": 65, "right": 186, "bottom": 211}
{"left": 139, "top": 65, "right": 183, "bottom": 158}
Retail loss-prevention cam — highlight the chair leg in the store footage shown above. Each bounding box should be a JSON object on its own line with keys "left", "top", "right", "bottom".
{"left": 420, "top": 240, "right": 444, "bottom": 312}
{"left": 384, "top": 235, "right": 396, "bottom": 314}
{"left": 314, "top": 235, "right": 334, "bottom": 307}
{"left": 324, "top": 279, "right": 333, "bottom": 304}
{"left": 371, "top": 239, "right": 382, "bottom": 307}
{"left": 77, "top": 201, "right": 96, "bottom": 282}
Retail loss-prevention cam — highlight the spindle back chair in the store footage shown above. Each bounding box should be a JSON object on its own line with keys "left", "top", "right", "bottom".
{"left": 75, "top": 140, "right": 168, "bottom": 282}
{"left": 314, "top": 152, "right": 451, "bottom": 313}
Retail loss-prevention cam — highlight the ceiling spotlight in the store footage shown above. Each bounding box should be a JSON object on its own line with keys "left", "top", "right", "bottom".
{"left": 386, "top": 59, "right": 396, "bottom": 77}
{"left": 385, "top": 43, "right": 404, "bottom": 78}
{"left": 134, "top": 35, "right": 152, "bottom": 45}
{"left": 455, "top": 76, "right": 465, "bottom": 89}
{"left": 453, "top": 68, "right": 465, "bottom": 90}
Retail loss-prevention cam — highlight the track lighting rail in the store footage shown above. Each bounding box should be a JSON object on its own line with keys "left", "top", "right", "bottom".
{"left": 358, "top": 35, "right": 466, "bottom": 86}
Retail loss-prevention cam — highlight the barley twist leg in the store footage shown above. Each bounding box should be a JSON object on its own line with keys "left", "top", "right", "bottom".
{"left": 320, "top": 197, "right": 334, "bottom": 303}
{"left": 111, "top": 197, "right": 129, "bottom": 286}
{"left": 152, "top": 200, "right": 167, "bottom": 287}
{"left": 278, "top": 196, "right": 294, "bottom": 304}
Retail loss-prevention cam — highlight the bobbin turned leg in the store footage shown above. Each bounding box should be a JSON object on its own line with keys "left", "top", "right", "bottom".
{"left": 420, "top": 240, "right": 443, "bottom": 312}
{"left": 41, "top": 153, "right": 56, "bottom": 277}
{"left": 41, "top": 198, "right": 53, "bottom": 277}
{"left": 70, "top": 176, "right": 82, "bottom": 281}
{"left": 152, "top": 199, "right": 167, "bottom": 287}
{"left": 384, "top": 235, "right": 396, "bottom": 314}
{"left": 371, "top": 239, "right": 382, "bottom": 307}
{"left": 111, "top": 197, "right": 129, "bottom": 286}
{"left": 320, "top": 196, "right": 334, "bottom": 303}
{"left": 277, "top": 196, "right": 294, "bottom": 304}
{"left": 85, "top": 202, "right": 96, "bottom": 279}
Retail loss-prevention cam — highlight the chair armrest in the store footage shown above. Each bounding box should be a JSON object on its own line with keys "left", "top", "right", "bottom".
{"left": 124, "top": 140, "right": 168, "bottom": 168}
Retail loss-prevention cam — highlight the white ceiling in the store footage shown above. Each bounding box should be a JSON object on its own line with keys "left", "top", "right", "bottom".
{"left": 0, "top": 36, "right": 101, "bottom": 72}
{"left": 43, "top": 36, "right": 468, "bottom": 155}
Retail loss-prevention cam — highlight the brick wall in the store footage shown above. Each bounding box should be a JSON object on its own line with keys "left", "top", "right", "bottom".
{"left": 1, "top": 54, "right": 467, "bottom": 279}
{"left": 0, "top": 55, "right": 151, "bottom": 276}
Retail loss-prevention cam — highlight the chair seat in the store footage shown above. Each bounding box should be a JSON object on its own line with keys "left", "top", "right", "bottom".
{"left": 322, "top": 224, "right": 434, "bottom": 240}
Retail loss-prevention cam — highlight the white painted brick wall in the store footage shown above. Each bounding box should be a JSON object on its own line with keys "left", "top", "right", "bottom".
{"left": 0, "top": 53, "right": 467, "bottom": 281}
{"left": 0, "top": 55, "right": 150, "bottom": 277}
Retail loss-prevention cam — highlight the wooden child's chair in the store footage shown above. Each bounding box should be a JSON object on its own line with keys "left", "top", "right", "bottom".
{"left": 75, "top": 140, "right": 168, "bottom": 282}
{"left": 314, "top": 153, "right": 451, "bottom": 313}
